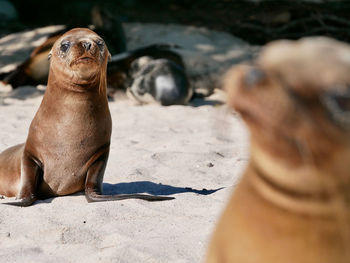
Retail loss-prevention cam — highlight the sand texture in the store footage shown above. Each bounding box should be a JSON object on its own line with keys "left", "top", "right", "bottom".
{"left": 0, "top": 23, "right": 251, "bottom": 263}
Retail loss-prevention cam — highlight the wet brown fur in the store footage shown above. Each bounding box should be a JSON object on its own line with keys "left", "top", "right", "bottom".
{"left": 206, "top": 37, "right": 350, "bottom": 263}
{"left": 0, "top": 28, "right": 172, "bottom": 206}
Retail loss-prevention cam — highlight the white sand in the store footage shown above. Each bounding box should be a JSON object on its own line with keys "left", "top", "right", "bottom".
{"left": 0, "top": 23, "right": 251, "bottom": 263}
{"left": 0, "top": 88, "right": 249, "bottom": 263}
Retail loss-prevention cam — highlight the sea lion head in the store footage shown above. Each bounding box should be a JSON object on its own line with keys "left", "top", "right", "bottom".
{"left": 48, "top": 28, "right": 111, "bottom": 88}
{"left": 225, "top": 37, "right": 350, "bottom": 190}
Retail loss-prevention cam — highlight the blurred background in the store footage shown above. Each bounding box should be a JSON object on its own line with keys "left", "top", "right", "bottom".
{"left": 1, "top": 0, "right": 350, "bottom": 103}
{"left": 2, "top": 0, "right": 350, "bottom": 45}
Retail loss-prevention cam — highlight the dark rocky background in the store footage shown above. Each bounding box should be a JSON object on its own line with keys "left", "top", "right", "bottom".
{"left": 2, "top": 0, "right": 350, "bottom": 45}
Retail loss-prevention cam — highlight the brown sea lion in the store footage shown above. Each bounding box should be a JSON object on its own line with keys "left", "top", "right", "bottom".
{"left": 0, "top": 28, "right": 173, "bottom": 206}
{"left": 2, "top": 8, "right": 126, "bottom": 89}
{"left": 206, "top": 37, "right": 350, "bottom": 263}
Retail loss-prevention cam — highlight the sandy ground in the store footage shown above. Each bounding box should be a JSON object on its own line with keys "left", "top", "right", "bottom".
{"left": 0, "top": 89, "right": 249, "bottom": 263}
{"left": 0, "top": 23, "right": 251, "bottom": 262}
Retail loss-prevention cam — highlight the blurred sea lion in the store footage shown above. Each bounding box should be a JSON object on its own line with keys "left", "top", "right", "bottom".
{"left": 0, "top": 28, "right": 173, "bottom": 206}
{"left": 127, "top": 56, "right": 191, "bottom": 105}
{"left": 1, "top": 27, "right": 66, "bottom": 87}
{"left": 107, "top": 43, "right": 193, "bottom": 105}
{"left": 206, "top": 37, "right": 350, "bottom": 263}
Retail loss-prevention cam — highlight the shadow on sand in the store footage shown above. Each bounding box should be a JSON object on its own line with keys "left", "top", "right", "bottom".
{"left": 25, "top": 181, "right": 223, "bottom": 205}
{"left": 103, "top": 181, "right": 223, "bottom": 196}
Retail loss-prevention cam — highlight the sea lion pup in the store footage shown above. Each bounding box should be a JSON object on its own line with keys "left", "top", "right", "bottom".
{"left": 0, "top": 28, "right": 173, "bottom": 206}
{"left": 2, "top": 10, "right": 126, "bottom": 89}
{"left": 106, "top": 43, "right": 192, "bottom": 105}
{"left": 206, "top": 37, "right": 350, "bottom": 263}
{"left": 127, "top": 56, "right": 192, "bottom": 105}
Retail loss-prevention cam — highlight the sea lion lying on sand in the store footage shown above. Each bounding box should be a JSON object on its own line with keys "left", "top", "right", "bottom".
{"left": 127, "top": 56, "right": 191, "bottom": 105}
{"left": 107, "top": 44, "right": 192, "bottom": 105}
{"left": 206, "top": 37, "right": 350, "bottom": 263}
{"left": 0, "top": 28, "right": 173, "bottom": 206}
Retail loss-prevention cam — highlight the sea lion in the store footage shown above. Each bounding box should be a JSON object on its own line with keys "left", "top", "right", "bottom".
{"left": 106, "top": 43, "right": 192, "bottom": 105}
{"left": 0, "top": 28, "right": 173, "bottom": 206}
{"left": 2, "top": 32, "right": 191, "bottom": 105}
{"left": 127, "top": 56, "right": 192, "bottom": 105}
{"left": 206, "top": 37, "right": 350, "bottom": 263}
{"left": 2, "top": 9, "right": 126, "bottom": 89}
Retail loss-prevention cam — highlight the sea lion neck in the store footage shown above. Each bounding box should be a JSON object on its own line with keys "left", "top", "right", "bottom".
{"left": 248, "top": 142, "right": 342, "bottom": 215}
{"left": 247, "top": 144, "right": 350, "bottom": 216}
{"left": 250, "top": 143, "right": 326, "bottom": 192}
{"left": 47, "top": 67, "right": 102, "bottom": 93}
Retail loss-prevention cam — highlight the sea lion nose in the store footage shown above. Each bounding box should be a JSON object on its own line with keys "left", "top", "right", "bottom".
{"left": 82, "top": 41, "right": 92, "bottom": 51}
{"left": 244, "top": 68, "right": 265, "bottom": 88}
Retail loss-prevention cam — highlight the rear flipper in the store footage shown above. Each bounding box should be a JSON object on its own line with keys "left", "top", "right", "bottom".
{"left": 0, "top": 148, "right": 40, "bottom": 207}
{"left": 0, "top": 196, "right": 36, "bottom": 207}
{"left": 85, "top": 152, "right": 174, "bottom": 203}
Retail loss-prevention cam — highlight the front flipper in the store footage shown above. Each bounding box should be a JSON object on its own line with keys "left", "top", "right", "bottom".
{"left": 0, "top": 196, "right": 36, "bottom": 207}
{"left": 2, "top": 151, "right": 41, "bottom": 207}
{"left": 85, "top": 152, "right": 174, "bottom": 202}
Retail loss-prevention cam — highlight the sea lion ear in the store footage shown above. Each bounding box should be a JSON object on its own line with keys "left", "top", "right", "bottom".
{"left": 108, "top": 52, "right": 111, "bottom": 62}
{"left": 48, "top": 51, "right": 52, "bottom": 60}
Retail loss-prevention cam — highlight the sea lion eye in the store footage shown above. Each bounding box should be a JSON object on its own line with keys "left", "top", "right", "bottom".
{"left": 96, "top": 40, "right": 104, "bottom": 50}
{"left": 322, "top": 85, "right": 350, "bottom": 129}
{"left": 60, "top": 41, "right": 70, "bottom": 52}
{"left": 244, "top": 68, "right": 266, "bottom": 87}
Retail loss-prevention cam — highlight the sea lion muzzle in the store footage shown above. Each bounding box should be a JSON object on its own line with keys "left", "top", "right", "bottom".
{"left": 82, "top": 41, "right": 92, "bottom": 51}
